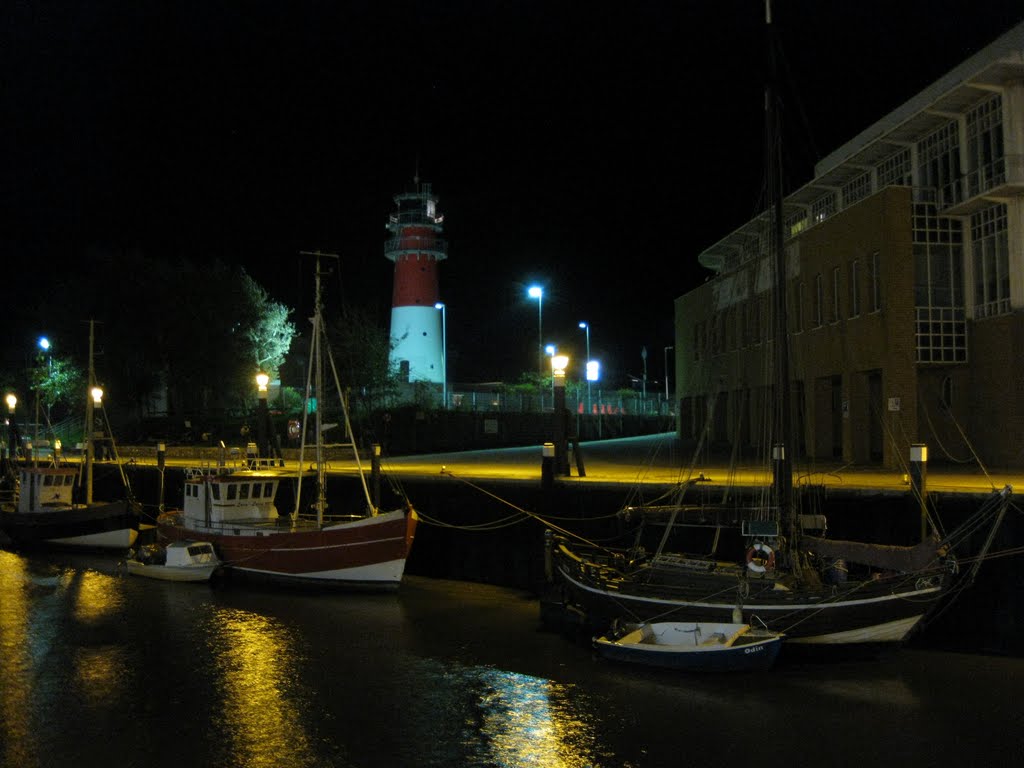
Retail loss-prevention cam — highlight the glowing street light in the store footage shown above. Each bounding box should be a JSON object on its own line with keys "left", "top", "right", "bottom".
{"left": 578, "top": 321, "right": 591, "bottom": 414}
{"left": 527, "top": 285, "right": 543, "bottom": 377}
{"left": 36, "top": 336, "right": 52, "bottom": 441}
{"left": 90, "top": 386, "right": 104, "bottom": 405}
{"left": 255, "top": 371, "right": 270, "bottom": 462}
{"left": 3, "top": 393, "right": 14, "bottom": 460}
{"left": 435, "top": 302, "right": 447, "bottom": 408}
{"left": 551, "top": 353, "right": 570, "bottom": 476}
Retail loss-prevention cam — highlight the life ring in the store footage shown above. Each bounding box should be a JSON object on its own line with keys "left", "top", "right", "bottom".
{"left": 746, "top": 542, "right": 775, "bottom": 573}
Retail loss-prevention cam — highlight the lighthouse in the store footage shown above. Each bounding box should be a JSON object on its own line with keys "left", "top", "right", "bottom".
{"left": 385, "top": 179, "right": 446, "bottom": 385}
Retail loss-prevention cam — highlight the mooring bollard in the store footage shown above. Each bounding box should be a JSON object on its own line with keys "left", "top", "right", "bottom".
{"left": 909, "top": 443, "right": 928, "bottom": 541}
{"left": 541, "top": 442, "right": 555, "bottom": 490}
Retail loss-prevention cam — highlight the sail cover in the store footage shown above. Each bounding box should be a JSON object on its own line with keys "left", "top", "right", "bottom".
{"left": 802, "top": 535, "right": 943, "bottom": 572}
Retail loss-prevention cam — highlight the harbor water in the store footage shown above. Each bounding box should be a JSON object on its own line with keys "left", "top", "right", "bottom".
{"left": 2, "top": 547, "right": 1022, "bottom": 768}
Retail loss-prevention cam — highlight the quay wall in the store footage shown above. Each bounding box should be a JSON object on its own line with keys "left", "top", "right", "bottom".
{"left": 96, "top": 462, "right": 1024, "bottom": 657}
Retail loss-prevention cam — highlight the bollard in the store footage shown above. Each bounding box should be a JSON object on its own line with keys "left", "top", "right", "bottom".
{"left": 909, "top": 443, "right": 928, "bottom": 541}
{"left": 541, "top": 442, "right": 555, "bottom": 491}
{"left": 371, "top": 443, "right": 382, "bottom": 509}
{"left": 156, "top": 442, "right": 166, "bottom": 513}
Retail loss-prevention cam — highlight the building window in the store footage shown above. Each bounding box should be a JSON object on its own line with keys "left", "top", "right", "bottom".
{"left": 972, "top": 204, "right": 1010, "bottom": 319}
{"left": 849, "top": 260, "right": 860, "bottom": 318}
{"left": 913, "top": 202, "right": 966, "bottom": 363}
{"left": 877, "top": 148, "right": 912, "bottom": 187}
{"left": 786, "top": 210, "right": 808, "bottom": 239}
{"left": 814, "top": 274, "right": 823, "bottom": 327}
{"left": 842, "top": 171, "right": 872, "bottom": 206}
{"left": 966, "top": 94, "right": 1004, "bottom": 198}
{"left": 832, "top": 267, "right": 841, "bottom": 323}
{"left": 811, "top": 193, "right": 836, "bottom": 224}
{"left": 917, "top": 121, "right": 962, "bottom": 208}
{"left": 870, "top": 252, "right": 881, "bottom": 312}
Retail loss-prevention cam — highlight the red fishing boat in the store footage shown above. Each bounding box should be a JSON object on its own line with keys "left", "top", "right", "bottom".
{"left": 158, "top": 252, "right": 417, "bottom": 589}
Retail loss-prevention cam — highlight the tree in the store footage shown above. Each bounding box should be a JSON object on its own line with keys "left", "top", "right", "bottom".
{"left": 30, "top": 354, "right": 85, "bottom": 418}
{"left": 323, "top": 303, "right": 400, "bottom": 416}
{"left": 240, "top": 270, "right": 296, "bottom": 374}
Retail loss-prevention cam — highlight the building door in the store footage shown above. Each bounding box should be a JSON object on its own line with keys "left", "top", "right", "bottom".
{"left": 869, "top": 372, "right": 883, "bottom": 463}
{"left": 831, "top": 375, "right": 843, "bottom": 458}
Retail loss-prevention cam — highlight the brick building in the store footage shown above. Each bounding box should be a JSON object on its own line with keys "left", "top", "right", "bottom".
{"left": 674, "top": 21, "right": 1024, "bottom": 469}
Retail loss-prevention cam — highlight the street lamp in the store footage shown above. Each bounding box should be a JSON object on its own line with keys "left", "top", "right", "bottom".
{"left": 527, "top": 285, "right": 543, "bottom": 377}
{"left": 255, "top": 371, "right": 270, "bottom": 463}
{"left": 36, "top": 336, "right": 51, "bottom": 441}
{"left": 663, "top": 345, "right": 674, "bottom": 401}
{"left": 4, "top": 393, "right": 15, "bottom": 459}
{"left": 86, "top": 385, "right": 103, "bottom": 503}
{"left": 578, "top": 322, "right": 591, "bottom": 414}
{"left": 545, "top": 344, "right": 556, "bottom": 400}
{"left": 551, "top": 354, "right": 570, "bottom": 476}
{"left": 435, "top": 302, "right": 447, "bottom": 408}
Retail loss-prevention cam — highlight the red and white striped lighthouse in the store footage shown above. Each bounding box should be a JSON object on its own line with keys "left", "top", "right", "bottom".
{"left": 385, "top": 179, "right": 446, "bottom": 384}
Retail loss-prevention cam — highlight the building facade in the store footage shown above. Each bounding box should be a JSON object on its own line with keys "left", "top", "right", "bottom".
{"left": 674, "top": 22, "right": 1024, "bottom": 469}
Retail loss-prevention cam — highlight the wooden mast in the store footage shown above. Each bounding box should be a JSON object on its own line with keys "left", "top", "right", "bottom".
{"left": 765, "top": 1, "right": 798, "bottom": 570}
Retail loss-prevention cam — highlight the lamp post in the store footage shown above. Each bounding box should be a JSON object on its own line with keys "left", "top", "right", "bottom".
{"left": 545, "top": 344, "right": 556, "bottom": 403}
{"left": 578, "top": 322, "right": 591, "bottom": 415}
{"left": 551, "top": 353, "right": 570, "bottom": 476}
{"left": 528, "top": 285, "right": 543, "bottom": 377}
{"left": 434, "top": 302, "right": 447, "bottom": 408}
{"left": 86, "top": 385, "right": 103, "bottom": 504}
{"left": 35, "top": 336, "right": 51, "bottom": 444}
{"left": 663, "top": 345, "right": 674, "bottom": 402}
{"left": 641, "top": 346, "right": 648, "bottom": 399}
{"left": 256, "top": 371, "right": 270, "bottom": 463}
{"left": 4, "top": 393, "right": 15, "bottom": 459}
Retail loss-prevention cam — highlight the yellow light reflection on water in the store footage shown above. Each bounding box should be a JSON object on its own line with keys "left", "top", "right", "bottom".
{"left": 205, "top": 607, "right": 322, "bottom": 768}
{"left": 468, "top": 669, "right": 601, "bottom": 768}
{"left": 0, "top": 551, "right": 38, "bottom": 768}
{"left": 70, "top": 567, "right": 125, "bottom": 622}
{"left": 68, "top": 569, "right": 129, "bottom": 702}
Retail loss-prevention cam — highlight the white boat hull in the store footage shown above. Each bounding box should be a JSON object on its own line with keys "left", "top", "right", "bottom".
{"left": 125, "top": 560, "right": 218, "bottom": 582}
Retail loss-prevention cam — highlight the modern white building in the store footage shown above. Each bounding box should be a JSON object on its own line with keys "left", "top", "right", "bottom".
{"left": 675, "top": 21, "right": 1024, "bottom": 469}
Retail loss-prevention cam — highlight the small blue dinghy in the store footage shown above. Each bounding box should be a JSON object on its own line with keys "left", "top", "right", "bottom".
{"left": 593, "top": 620, "right": 783, "bottom": 672}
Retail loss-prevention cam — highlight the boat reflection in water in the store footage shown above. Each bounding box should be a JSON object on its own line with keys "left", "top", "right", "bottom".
{"left": 2, "top": 548, "right": 1023, "bottom": 767}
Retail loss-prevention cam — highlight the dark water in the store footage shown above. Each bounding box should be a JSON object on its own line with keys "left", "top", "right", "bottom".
{"left": 2, "top": 549, "right": 1022, "bottom": 768}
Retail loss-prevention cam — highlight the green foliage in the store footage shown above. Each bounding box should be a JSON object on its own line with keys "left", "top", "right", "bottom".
{"left": 323, "top": 303, "right": 400, "bottom": 415}
{"left": 32, "top": 250, "right": 299, "bottom": 424}
{"left": 240, "top": 271, "right": 297, "bottom": 373}
{"left": 30, "top": 355, "right": 86, "bottom": 415}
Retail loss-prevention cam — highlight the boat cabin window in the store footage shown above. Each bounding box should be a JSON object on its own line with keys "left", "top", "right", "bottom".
{"left": 211, "top": 485, "right": 220, "bottom": 501}
{"left": 264, "top": 482, "right": 274, "bottom": 497}
{"left": 187, "top": 543, "right": 214, "bottom": 557}
{"left": 239, "top": 484, "right": 250, "bottom": 500}
{"left": 44, "top": 476, "right": 54, "bottom": 486}
{"left": 227, "top": 484, "right": 237, "bottom": 501}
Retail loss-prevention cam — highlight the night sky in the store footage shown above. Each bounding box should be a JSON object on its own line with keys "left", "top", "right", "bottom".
{"left": 7, "top": 1, "right": 1024, "bottom": 386}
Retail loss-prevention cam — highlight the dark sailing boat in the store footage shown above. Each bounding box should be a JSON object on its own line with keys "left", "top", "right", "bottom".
{"left": 544, "top": 3, "right": 1013, "bottom": 649}
{"left": 0, "top": 321, "right": 140, "bottom": 551}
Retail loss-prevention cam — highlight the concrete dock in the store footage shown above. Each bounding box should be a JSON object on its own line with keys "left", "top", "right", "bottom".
{"left": 113, "top": 432, "right": 1021, "bottom": 501}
